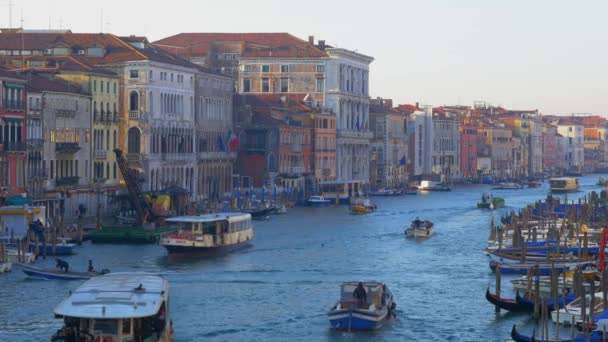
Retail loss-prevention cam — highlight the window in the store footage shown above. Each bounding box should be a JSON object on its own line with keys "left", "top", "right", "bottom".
{"left": 262, "top": 65, "right": 270, "bottom": 73}
{"left": 316, "top": 78, "right": 324, "bottom": 92}
{"left": 316, "top": 65, "right": 325, "bottom": 73}
{"left": 243, "top": 65, "right": 252, "bottom": 72}
{"left": 93, "top": 80, "right": 97, "bottom": 92}
{"left": 281, "top": 65, "right": 289, "bottom": 73}
{"left": 280, "top": 78, "right": 289, "bottom": 93}
{"left": 243, "top": 78, "right": 251, "bottom": 93}
{"left": 100, "top": 81, "right": 104, "bottom": 93}
{"left": 171, "top": 73, "right": 174, "bottom": 82}
{"left": 113, "top": 82, "right": 117, "bottom": 94}
{"left": 149, "top": 70, "right": 153, "bottom": 80}
{"left": 262, "top": 78, "right": 270, "bottom": 93}
{"left": 129, "top": 70, "right": 139, "bottom": 79}
{"left": 107, "top": 81, "right": 110, "bottom": 94}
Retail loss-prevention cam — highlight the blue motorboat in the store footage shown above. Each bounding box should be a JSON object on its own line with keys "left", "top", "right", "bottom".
{"left": 511, "top": 324, "right": 605, "bottom": 342}
{"left": 328, "top": 281, "right": 395, "bottom": 331}
{"left": 489, "top": 260, "right": 594, "bottom": 275}
{"left": 307, "top": 195, "right": 332, "bottom": 207}
{"left": 19, "top": 264, "right": 108, "bottom": 280}
{"left": 28, "top": 240, "right": 77, "bottom": 256}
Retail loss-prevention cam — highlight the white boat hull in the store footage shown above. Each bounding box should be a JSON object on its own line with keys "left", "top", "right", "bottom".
{"left": 405, "top": 228, "right": 433, "bottom": 238}
{"left": 0, "top": 262, "right": 12, "bottom": 273}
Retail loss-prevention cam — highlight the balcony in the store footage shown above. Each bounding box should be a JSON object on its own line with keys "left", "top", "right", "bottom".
{"left": 129, "top": 110, "right": 140, "bottom": 120}
{"left": 337, "top": 129, "right": 373, "bottom": 139}
{"left": 27, "top": 138, "right": 45, "bottom": 149}
{"left": 322, "top": 168, "right": 332, "bottom": 176}
{"left": 127, "top": 153, "right": 145, "bottom": 163}
{"left": 55, "top": 142, "right": 81, "bottom": 154}
{"left": 56, "top": 109, "right": 76, "bottom": 117}
{"left": 197, "top": 151, "right": 237, "bottom": 160}
{"left": 291, "top": 145, "right": 302, "bottom": 152}
{"left": 2, "top": 142, "right": 27, "bottom": 152}
{"left": 28, "top": 169, "right": 48, "bottom": 180}
{"left": 95, "top": 150, "right": 108, "bottom": 160}
{"left": 291, "top": 166, "right": 305, "bottom": 174}
{"left": 55, "top": 176, "right": 79, "bottom": 187}
{"left": 160, "top": 153, "right": 191, "bottom": 162}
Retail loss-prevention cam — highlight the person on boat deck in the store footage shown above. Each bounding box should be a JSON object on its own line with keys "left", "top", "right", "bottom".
{"left": 413, "top": 217, "right": 422, "bottom": 227}
{"left": 353, "top": 282, "right": 367, "bottom": 308}
{"left": 87, "top": 259, "right": 94, "bottom": 273}
{"left": 55, "top": 258, "right": 69, "bottom": 273}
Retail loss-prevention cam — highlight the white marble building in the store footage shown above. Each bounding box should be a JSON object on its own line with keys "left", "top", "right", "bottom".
{"left": 408, "top": 107, "right": 434, "bottom": 176}
{"left": 557, "top": 122, "right": 584, "bottom": 172}
{"left": 324, "top": 48, "right": 374, "bottom": 183}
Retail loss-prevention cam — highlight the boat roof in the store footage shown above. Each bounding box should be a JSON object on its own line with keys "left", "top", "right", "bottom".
{"left": 550, "top": 177, "right": 578, "bottom": 181}
{"left": 340, "top": 281, "right": 383, "bottom": 289}
{"left": 53, "top": 272, "right": 168, "bottom": 319}
{"left": 165, "top": 212, "right": 251, "bottom": 223}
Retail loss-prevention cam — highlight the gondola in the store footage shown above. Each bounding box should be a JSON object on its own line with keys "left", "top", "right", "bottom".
{"left": 511, "top": 325, "right": 606, "bottom": 342}
{"left": 486, "top": 288, "right": 576, "bottom": 313}
{"left": 485, "top": 288, "right": 529, "bottom": 312}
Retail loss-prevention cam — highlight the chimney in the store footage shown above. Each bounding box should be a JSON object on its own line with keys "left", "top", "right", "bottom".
{"left": 308, "top": 35, "right": 314, "bottom": 45}
{"left": 318, "top": 40, "right": 325, "bottom": 49}
{"left": 415, "top": 102, "right": 419, "bottom": 109}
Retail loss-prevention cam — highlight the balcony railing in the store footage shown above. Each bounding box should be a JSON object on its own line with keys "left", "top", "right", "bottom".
{"left": 129, "top": 110, "right": 140, "bottom": 119}
{"left": 197, "top": 151, "right": 237, "bottom": 160}
{"left": 27, "top": 138, "right": 45, "bottom": 149}
{"left": 28, "top": 170, "right": 48, "bottom": 179}
{"left": 55, "top": 142, "right": 81, "bottom": 154}
{"left": 56, "top": 109, "right": 76, "bottom": 117}
{"left": 322, "top": 168, "right": 332, "bottom": 176}
{"left": 55, "top": 176, "right": 79, "bottom": 187}
{"left": 95, "top": 150, "right": 108, "bottom": 159}
{"left": 337, "top": 129, "right": 373, "bottom": 139}
{"left": 291, "top": 145, "right": 302, "bottom": 152}
{"left": 126, "top": 153, "right": 145, "bottom": 164}
{"left": 291, "top": 166, "right": 305, "bottom": 174}
{"left": 2, "top": 142, "right": 27, "bottom": 152}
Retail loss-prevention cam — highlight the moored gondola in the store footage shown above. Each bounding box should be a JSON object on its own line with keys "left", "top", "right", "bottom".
{"left": 485, "top": 288, "right": 529, "bottom": 313}
{"left": 511, "top": 324, "right": 606, "bottom": 342}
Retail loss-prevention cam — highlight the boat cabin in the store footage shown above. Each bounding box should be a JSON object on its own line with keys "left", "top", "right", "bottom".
{"left": 337, "top": 281, "right": 387, "bottom": 310}
{"left": 309, "top": 196, "right": 327, "bottom": 202}
{"left": 161, "top": 213, "right": 253, "bottom": 249}
{"left": 550, "top": 177, "right": 579, "bottom": 192}
{"left": 320, "top": 180, "right": 364, "bottom": 204}
{"left": 52, "top": 273, "right": 172, "bottom": 342}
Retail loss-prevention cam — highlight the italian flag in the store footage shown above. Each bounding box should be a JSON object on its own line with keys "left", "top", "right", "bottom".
{"left": 227, "top": 130, "right": 239, "bottom": 152}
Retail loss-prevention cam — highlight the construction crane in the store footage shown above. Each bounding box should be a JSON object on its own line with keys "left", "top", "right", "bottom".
{"left": 114, "top": 149, "right": 154, "bottom": 226}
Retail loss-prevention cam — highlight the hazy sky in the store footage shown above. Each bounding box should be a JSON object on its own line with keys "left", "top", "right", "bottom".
{"left": 2, "top": 0, "right": 607, "bottom": 115}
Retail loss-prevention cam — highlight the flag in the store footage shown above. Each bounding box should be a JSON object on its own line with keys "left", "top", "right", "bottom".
{"left": 399, "top": 156, "right": 406, "bottom": 165}
{"left": 217, "top": 135, "right": 225, "bottom": 152}
{"left": 227, "top": 130, "right": 239, "bottom": 152}
{"left": 356, "top": 116, "right": 360, "bottom": 131}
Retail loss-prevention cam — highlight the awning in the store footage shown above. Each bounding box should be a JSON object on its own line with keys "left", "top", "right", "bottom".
{"left": 7, "top": 196, "right": 32, "bottom": 206}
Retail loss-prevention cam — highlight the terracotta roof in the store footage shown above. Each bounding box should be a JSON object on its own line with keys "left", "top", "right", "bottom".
{"left": 153, "top": 33, "right": 328, "bottom": 58}
{"left": 6, "top": 56, "right": 117, "bottom": 77}
{"left": 0, "top": 66, "right": 25, "bottom": 81}
{"left": 235, "top": 94, "right": 315, "bottom": 113}
{"left": 0, "top": 32, "right": 199, "bottom": 69}
{"left": 26, "top": 72, "right": 88, "bottom": 95}
{"left": 395, "top": 104, "right": 418, "bottom": 113}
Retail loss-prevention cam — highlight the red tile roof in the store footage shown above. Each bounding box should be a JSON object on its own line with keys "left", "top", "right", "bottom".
{"left": 153, "top": 33, "right": 328, "bottom": 58}
{"left": 395, "top": 104, "right": 418, "bottom": 113}
{"left": 236, "top": 93, "right": 315, "bottom": 113}
{"left": 26, "top": 72, "right": 88, "bottom": 95}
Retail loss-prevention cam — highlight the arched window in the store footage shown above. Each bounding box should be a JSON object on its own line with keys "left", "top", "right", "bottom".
{"left": 129, "top": 91, "right": 139, "bottom": 112}
{"left": 113, "top": 82, "right": 117, "bottom": 94}
{"left": 128, "top": 127, "right": 141, "bottom": 154}
{"left": 149, "top": 91, "right": 153, "bottom": 113}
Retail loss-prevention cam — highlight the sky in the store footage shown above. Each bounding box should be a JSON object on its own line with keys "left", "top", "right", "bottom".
{"left": 1, "top": 0, "right": 607, "bottom": 115}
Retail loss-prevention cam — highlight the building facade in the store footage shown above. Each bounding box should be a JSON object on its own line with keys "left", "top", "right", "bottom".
{"left": 0, "top": 69, "right": 26, "bottom": 199}
{"left": 432, "top": 114, "right": 460, "bottom": 182}
{"left": 556, "top": 122, "right": 584, "bottom": 172}
{"left": 323, "top": 48, "right": 373, "bottom": 183}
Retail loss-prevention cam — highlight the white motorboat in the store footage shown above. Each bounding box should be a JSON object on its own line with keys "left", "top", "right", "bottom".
{"left": 307, "top": 195, "right": 332, "bottom": 207}
{"left": 551, "top": 292, "right": 605, "bottom": 326}
{"left": 51, "top": 272, "right": 173, "bottom": 341}
{"left": 405, "top": 219, "right": 434, "bottom": 238}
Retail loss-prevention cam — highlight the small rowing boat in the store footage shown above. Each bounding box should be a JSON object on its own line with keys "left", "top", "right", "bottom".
{"left": 19, "top": 264, "right": 109, "bottom": 280}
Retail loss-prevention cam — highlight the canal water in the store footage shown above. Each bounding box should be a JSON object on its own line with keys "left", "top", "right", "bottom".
{"left": 0, "top": 175, "right": 605, "bottom": 341}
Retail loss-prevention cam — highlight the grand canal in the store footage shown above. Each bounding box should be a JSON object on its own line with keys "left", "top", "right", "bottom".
{"left": 0, "top": 175, "right": 605, "bottom": 341}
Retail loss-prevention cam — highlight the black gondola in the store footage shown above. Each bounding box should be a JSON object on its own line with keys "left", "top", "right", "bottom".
{"left": 485, "top": 288, "right": 531, "bottom": 313}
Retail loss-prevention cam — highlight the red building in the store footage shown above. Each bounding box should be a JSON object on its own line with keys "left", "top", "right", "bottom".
{"left": 0, "top": 68, "right": 27, "bottom": 201}
{"left": 459, "top": 120, "right": 478, "bottom": 179}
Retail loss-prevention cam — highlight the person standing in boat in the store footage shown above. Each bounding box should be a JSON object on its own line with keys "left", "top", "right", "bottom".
{"left": 87, "top": 259, "right": 95, "bottom": 273}
{"left": 353, "top": 282, "right": 367, "bottom": 308}
{"left": 56, "top": 258, "right": 69, "bottom": 273}
{"left": 413, "top": 217, "right": 422, "bottom": 228}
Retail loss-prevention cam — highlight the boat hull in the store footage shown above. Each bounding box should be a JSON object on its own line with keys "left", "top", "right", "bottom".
{"left": 511, "top": 325, "right": 604, "bottom": 342}
{"left": 28, "top": 243, "right": 75, "bottom": 256}
{"left": 477, "top": 198, "right": 505, "bottom": 209}
{"left": 163, "top": 240, "right": 252, "bottom": 256}
{"left": 489, "top": 260, "right": 592, "bottom": 275}
{"left": 21, "top": 265, "right": 95, "bottom": 280}
{"left": 351, "top": 206, "right": 374, "bottom": 214}
{"left": 405, "top": 228, "right": 433, "bottom": 238}
{"left": 307, "top": 201, "right": 332, "bottom": 207}
{"left": 328, "top": 309, "right": 389, "bottom": 331}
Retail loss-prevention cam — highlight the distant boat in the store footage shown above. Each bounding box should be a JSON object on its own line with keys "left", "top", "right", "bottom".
{"left": 403, "top": 185, "right": 419, "bottom": 195}
{"left": 493, "top": 182, "right": 523, "bottom": 190}
{"left": 550, "top": 177, "right": 580, "bottom": 193}
{"left": 489, "top": 260, "right": 593, "bottom": 275}
{"left": 350, "top": 198, "right": 377, "bottom": 214}
{"left": 417, "top": 180, "right": 451, "bottom": 192}
{"left": 485, "top": 288, "right": 575, "bottom": 313}
{"left": 598, "top": 177, "right": 607, "bottom": 187}
{"left": 368, "top": 189, "right": 401, "bottom": 196}
{"left": 477, "top": 193, "right": 505, "bottom": 209}
{"left": 405, "top": 219, "right": 433, "bottom": 238}
{"left": 528, "top": 179, "right": 542, "bottom": 188}
{"left": 328, "top": 281, "right": 395, "bottom": 331}
{"left": 20, "top": 264, "right": 109, "bottom": 280}
{"left": 307, "top": 195, "right": 332, "bottom": 207}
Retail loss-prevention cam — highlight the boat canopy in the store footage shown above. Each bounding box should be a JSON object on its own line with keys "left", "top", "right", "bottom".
{"left": 339, "top": 281, "right": 383, "bottom": 302}
{"left": 53, "top": 273, "right": 167, "bottom": 319}
{"left": 165, "top": 213, "right": 251, "bottom": 224}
